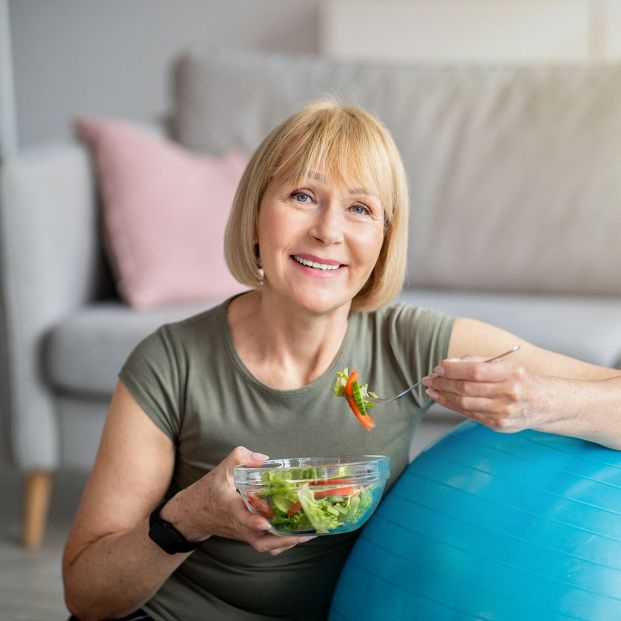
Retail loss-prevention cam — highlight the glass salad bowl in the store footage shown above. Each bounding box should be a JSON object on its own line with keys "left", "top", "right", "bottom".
{"left": 233, "top": 455, "right": 390, "bottom": 536}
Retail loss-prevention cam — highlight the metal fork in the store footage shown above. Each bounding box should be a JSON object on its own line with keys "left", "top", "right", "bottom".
{"left": 370, "top": 344, "right": 521, "bottom": 405}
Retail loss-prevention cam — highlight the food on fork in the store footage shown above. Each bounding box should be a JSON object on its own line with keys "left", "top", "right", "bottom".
{"left": 333, "top": 368, "right": 377, "bottom": 431}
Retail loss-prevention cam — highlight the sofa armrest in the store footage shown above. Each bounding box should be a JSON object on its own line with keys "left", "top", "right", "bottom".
{"left": 0, "top": 141, "right": 109, "bottom": 469}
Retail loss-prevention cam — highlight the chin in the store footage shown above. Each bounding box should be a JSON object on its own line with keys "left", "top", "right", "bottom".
{"left": 290, "top": 292, "right": 351, "bottom": 316}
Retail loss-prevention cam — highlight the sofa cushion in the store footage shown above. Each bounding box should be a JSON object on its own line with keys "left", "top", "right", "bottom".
{"left": 74, "top": 116, "right": 247, "bottom": 309}
{"left": 45, "top": 301, "right": 217, "bottom": 396}
{"left": 399, "top": 288, "right": 621, "bottom": 368}
{"left": 173, "top": 49, "right": 621, "bottom": 298}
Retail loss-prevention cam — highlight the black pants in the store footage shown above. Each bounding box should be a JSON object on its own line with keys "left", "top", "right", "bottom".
{"left": 68, "top": 609, "right": 153, "bottom": 621}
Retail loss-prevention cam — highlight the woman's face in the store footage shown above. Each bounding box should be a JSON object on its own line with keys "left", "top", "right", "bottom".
{"left": 256, "top": 168, "right": 386, "bottom": 316}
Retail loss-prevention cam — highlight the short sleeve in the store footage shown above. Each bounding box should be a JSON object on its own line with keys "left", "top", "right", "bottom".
{"left": 386, "top": 304, "right": 455, "bottom": 409}
{"left": 119, "top": 325, "right": 182, "bottom": 441}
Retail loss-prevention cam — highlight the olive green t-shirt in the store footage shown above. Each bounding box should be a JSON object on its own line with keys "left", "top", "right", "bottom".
{"left": 120, "top": 296, "right": 454, "bottom": 621}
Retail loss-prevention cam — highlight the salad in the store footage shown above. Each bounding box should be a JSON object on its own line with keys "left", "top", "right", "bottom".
{"left": 333, "top": 368, "right": 377, "bottom": 431}
{"left": 245, "top": 466, "right": 376, "bottom": 534}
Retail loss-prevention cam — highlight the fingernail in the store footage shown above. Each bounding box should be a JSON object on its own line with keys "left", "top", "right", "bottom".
{"left": 298, "top": 535, "right": 317, "bottom": 542}
{"left": 433, "top": 366, "right": 444, "bottom": 375}
{"left": 426, "top": 388, "right": 439, "bottom": 399}
{"left": 421, "top": 377, "right": 432, "bottom": 387}
{"left": 251, "top": 452, "right": 269, "bottom": 461}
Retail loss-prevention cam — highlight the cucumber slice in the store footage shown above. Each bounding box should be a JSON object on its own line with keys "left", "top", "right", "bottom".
{"left": 271, "top": 495, "right": 293, "bottom": 513}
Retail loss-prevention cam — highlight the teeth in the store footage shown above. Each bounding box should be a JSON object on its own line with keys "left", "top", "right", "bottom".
{"left": 293, "top": 255, "right": 340, "bottom": 271}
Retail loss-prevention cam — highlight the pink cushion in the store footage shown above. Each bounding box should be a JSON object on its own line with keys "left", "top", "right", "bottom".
{"left": 74, "top": 116, "right": 247, "bottom": 308}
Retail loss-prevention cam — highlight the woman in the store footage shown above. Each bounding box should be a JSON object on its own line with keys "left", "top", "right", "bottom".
{"left": 63, "top": 101, "right": 621, "bottom": 621}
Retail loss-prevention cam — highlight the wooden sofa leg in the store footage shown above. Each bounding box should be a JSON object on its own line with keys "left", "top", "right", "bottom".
{"left": 22, "top": 470, "right": 52, "bottom": 549}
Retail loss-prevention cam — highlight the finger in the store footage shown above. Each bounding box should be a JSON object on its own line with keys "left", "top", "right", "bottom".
{"left": 227, "top": 445, "right": 270, "bottom": 468}
{"left": 270, "top": 544, "right": 297, "bottom": 556}
{"left": 224, "top": 446, "right": 270, "bottom": 486}
{"left": 436, "top": 359, "right": 517, "bottom": 382}
{"left": 428, "top": 390, "right": 497, "bottom": 415}
{"left": 268, "top": 537, "right": 316, "bottom": 556}
{"left": 446, "top": 354, "right": 486, "bottom": 362}
{"left": 427, "top": 377, "right": 505, "bottom": 398}
{"left": 252, "top": 533, "right": 304, "bottom": 554}
{"left": 249, "top": 514, "right": 273, "bottom": 532}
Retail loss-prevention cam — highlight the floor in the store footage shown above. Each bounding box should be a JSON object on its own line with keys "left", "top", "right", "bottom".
{"left": 0, "top": 411, "right": 461, "bottom": 620}
{"left": 0, "top": 466, "right": 88, "bottom": 620}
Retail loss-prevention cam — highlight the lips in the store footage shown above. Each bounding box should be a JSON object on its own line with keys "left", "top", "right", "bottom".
{"left": 291, "top": 255, "right": 343, "bottom": 271}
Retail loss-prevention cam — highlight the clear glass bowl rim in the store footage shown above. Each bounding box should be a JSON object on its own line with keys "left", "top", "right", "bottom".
{"left": 233, "top": 454, "right": 390, "bottom": 487}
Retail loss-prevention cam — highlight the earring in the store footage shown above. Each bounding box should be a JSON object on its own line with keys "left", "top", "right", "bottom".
{"left": 254, "top": 243, "right": 264, "bottom": 285}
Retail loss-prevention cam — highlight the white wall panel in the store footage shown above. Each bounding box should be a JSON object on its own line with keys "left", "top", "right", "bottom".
{"left": 321, "top": 0, "right": 619, "bottom": 63}
{"left": 603, "top": 0, "right": 621, "bottom": 59}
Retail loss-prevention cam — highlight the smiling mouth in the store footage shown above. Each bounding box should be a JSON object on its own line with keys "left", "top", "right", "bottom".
{"left": 291, "top": 255, "right": 342, "bottom": 271}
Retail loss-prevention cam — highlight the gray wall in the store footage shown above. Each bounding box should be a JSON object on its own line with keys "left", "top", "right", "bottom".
{"left": 9, "top": 0, "right": 321, "bottom": 147}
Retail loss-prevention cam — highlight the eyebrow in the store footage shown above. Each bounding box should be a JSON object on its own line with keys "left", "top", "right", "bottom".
{"left": 348, "top": 186, "right": 372, "bottom": 196}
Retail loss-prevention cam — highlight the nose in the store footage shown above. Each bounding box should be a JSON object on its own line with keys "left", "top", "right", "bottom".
{"left": 308, "top": 203, "right": 344, "bottom": 245}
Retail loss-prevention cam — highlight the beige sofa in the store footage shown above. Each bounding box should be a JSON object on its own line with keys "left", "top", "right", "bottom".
{"left": 3, "top": 48, "right": 621, "bottom": 547}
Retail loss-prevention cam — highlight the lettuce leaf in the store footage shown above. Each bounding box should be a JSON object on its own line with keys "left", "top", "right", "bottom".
{"left": 296, "top": 483, "right": 343, "bottom": 533}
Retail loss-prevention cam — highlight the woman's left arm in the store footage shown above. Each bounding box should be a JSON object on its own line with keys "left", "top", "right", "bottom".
{"left": 422, "top": 317, "right": 621, "bottom": 449}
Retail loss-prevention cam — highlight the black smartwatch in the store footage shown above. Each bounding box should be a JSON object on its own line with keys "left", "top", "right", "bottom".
{"left": 148, "top": 501, "right": 203, "bottom": 554}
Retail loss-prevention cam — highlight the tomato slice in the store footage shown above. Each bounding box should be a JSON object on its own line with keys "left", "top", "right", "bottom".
{"left": 345, "top": 370, "right": 358, "bottom": 398}
{"left": 343, "top": 370, "right": 376, "bottom": 430}
{"left": 287, "top": 501, "right": 302, "bottom": 516}
{"left": 314, "top": 486, "right": 358, "bottom": 498}
{"left": 308, "top": 477, "right": 356, "bottom": 486}
{"left": 247, "top": 492, "right": 273, "bottom": 517}
{"left": 346, "top": 395, "right": 376, "bottom": 430}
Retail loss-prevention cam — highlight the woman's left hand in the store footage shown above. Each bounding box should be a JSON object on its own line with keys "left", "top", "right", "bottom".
{"left": 421, "top": 356, "right": 549, "bottom": 432}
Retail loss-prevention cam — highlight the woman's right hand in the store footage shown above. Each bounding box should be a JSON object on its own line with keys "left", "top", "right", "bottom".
{"left": 161, "top": 446, "right": 313, "bottom": 555}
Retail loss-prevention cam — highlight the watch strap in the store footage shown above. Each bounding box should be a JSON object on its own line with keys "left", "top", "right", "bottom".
{"left": 148, "top": 501, "right": 202, "bottom": 554}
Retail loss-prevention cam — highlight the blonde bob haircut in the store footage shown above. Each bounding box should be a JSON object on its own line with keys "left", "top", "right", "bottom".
{"left": 224, "top": 100, "right": 409, "bottom": 311}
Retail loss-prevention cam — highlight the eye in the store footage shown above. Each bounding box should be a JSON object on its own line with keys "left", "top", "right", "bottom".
{"left": 350, "top": 203, "right": 371, "bottom": 216}
{"left": 290, "top": 191, "right": 313, "bottom": 204}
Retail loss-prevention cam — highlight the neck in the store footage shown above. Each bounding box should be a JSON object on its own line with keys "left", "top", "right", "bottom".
{"left": 227, "top": 289, "right": 350, "bottom": 390}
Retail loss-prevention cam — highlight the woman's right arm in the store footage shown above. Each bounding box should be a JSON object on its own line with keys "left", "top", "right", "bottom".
{"left": 63, "top": 381, "right": 305, "bottom": 621}
{"left": 62, "top": 381, "right": 188, "bottom": 619}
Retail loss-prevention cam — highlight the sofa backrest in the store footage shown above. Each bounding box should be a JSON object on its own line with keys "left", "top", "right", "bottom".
{"left": 172, "top": 48, "right": 621, "bottom": 297}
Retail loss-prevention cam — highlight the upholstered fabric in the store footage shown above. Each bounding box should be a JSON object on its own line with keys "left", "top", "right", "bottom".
{"left": 57, "top": 397, "right": 109, "bottom": 469}
{"left": 45, "top": 301, "right": 214, "bottom": 396}
{"left": 0, "top": 143, "right": 102, "bottom": 469}
{"left": 399, "top": 289, "right": 621, "bottom": 368}
{"left": 174, "top": 49, "right": 621, "bottom": 297}
{"left": 75, "top": 116, "right": 247, "bottom": 308}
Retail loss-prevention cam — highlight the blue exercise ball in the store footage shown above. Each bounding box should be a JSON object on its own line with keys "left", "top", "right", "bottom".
{"left": 330, "top": 421, "right": 621, "bottom": 621}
